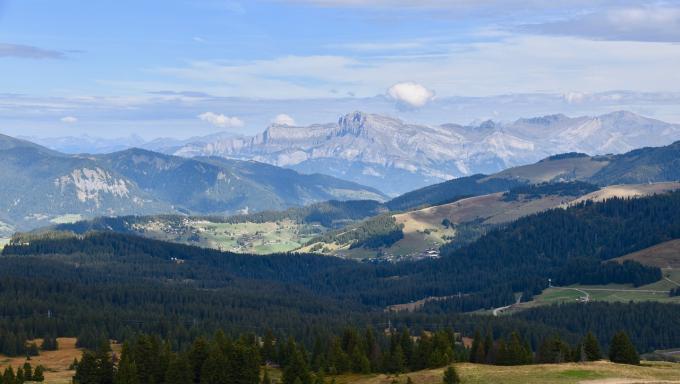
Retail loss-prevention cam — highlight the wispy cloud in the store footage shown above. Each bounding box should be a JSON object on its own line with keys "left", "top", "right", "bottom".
{"left": 524, "top": 6, "right": 680, "bottom": 42}
{"left": 156, "top": 35, "right": 680, "bottom": 98}
{"left": 60, "top": 116, "right": 78, "bottom": 123}
{"left": 0, "top": 43, "right": 65, "bottom": 59}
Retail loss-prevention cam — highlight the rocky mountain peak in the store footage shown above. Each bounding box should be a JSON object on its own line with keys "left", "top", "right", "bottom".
{"left": 336, "top": 111, "right": 370, "bottom": 137}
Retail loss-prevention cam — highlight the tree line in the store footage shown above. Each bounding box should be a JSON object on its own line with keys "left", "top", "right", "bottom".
{"left": 70, "top": 326, "right": 644, "bottom": 384}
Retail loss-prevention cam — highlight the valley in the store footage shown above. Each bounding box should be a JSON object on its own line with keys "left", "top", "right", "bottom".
{"left": 6, "top": 3, "right": 680, "bottom": 384}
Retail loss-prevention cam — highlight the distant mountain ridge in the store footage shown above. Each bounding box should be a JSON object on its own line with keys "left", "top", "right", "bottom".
{"left": 388, "top": 140, "right": 680, "bottom": 212}
{"left": 0, "top": 134, "right": 385, "bottom": 236}
{"left": 167, "top": 111, "right": 680, "bottom": 195}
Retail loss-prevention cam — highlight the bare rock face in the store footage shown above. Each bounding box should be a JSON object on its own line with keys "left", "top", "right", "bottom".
{"left": 169, "top": 111, "right": 680, "bottom": 195}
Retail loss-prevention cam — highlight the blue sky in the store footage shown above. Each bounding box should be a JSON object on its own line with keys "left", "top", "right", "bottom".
{"left": 1, "top": 0, "right": 680, "bottom": 139}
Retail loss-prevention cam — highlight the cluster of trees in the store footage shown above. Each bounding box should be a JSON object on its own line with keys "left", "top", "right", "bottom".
{"left": 0, "top": 332, "right": 45, "bottom": 358}
{"left": 469, "top": 330, "right": 639, "bottom": 366}
{"left": 71, "top": 327, "right": 643, "bottom": 384}
{"left": 1, "top": 362, "right": 45, "bottom": 383}
{"left": 502, "top": 181, "right": 598, "bottom": 201}
{"left": 309, "top": 214, "right": 404, "bottom": 250}
{"left": 670, "top": 287, "right": 680, "bottom": 297}
{"left": 73, "top": 328, "right": 466, "bottom": 384}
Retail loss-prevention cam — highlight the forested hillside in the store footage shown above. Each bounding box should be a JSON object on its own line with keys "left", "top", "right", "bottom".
{"left": 3, "top": 192, "right": 680, "bottom": 360}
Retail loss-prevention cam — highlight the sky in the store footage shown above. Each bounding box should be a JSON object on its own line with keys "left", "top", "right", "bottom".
{"left": 1, "top": 0, "right": 680, "bottom": 139}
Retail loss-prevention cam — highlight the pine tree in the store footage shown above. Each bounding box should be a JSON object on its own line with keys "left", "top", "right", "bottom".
{"left": 15, "top": 367, "right": 24, "bottom": 384}
{"left": 200, "top": 348, "right": 229, "bottom": 384}
{"left": 115, "top": 353, "right": 139, "bottom": 384}
{"left": 22, "top": 362, "right": 32, "bottom": 381}
{"left": 262, "top": 330, "right": 276, "bottom": 364}
{"left": 94, "top": 340, "right": 114, "bottom": 384}
{"left": 41, "top": 336, "right": 59, "bottom": 351}
{"left": 282, "top": 343, "right": 312, "bottom": 384}
{"left": 3, "top": 366, "right": 16, "bottom": 384}
{"left": 536, "top": 335, "right": 571, "bottom": 364}
{"left": 165, "top": 353, "right": 192, "bottom": 384}
{"left": 442, "top": 365, "right": 460, "bottom": 384}
{"left": 483, "top": 331, "right": 494, "bottom": 364}
{"left": 189, "top": 337, "right": 210, "bottom": 384}
{"left": 33, "top": 365, "right": 45, "bottom": 382}
{"left": 583, "top": 332, "right": 602, "bottom": 361}
{"left": 469, "top": 331, "right": 483, "bottom": 363}
{"left": 609, "top": 331, "right": 640, "bottom": 365}
{"left": 74, "top": 351, "right": 99, "bottom": 384}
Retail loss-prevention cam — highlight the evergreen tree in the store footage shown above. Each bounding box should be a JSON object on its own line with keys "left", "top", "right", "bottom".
{"left": 73, "top": 351, "right": 99, "bottom": 384}
{"left": 22, "top": 362, "right": 32, "bottom": 381}
{"left": 200, "top": 348, "right": 229, "bottom": 384}
{"left": 15, "top": 367, "right": 23, "bottom": 384}
{"left": 442, "top": 365, "right": 460, "bottom": 384}
{"left": 188, "top": 337, "right": 210, "bottom": 384}
{"left": 536, "top": 335, "right": 571, "bottom": 364}
{"left": 282, "top": 342, "right": 312, "bottom": 384}
{"left": 496, "top": 332, "right": 532, "bottom": 365}
{"left": 583, "top": 332, "right": 602, "bottom": 361}
{"left": 114, "top": 353, "right": 139, "bottom": 384}
{"left": 469, "top": 331, "right": 483, "bottom": 363}
{"left": 261, "top": 330, "right": 276, "bottom": 364}
{"left": 41, "top": 336, "right": 59, "bottom": 351}
{"left": 94, "top": 341, "right": 114, "bottom": 384}
{"left": 33, "top": 365, "right": 45, "bottom": 382}
{"left": 165, "top": 353, "right": 191, "bottom": 384}
{"left": 483, "top": 331, "right": 494, "bottom": 364}
{"left": 609, "top": 332, "right": 640, "bottom": 365}
{"left": 3, "top": 366, "right": 16, "bottom": 384}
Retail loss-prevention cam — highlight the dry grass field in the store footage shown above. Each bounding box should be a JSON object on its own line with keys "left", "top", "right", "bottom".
{"left": 613, "top": 240, "right": 680, "bottom": 269}
{"left": 567, "top": 182, "right": 680, "bottom": 207}
{"left": 0, "top": 338, "right": 121, "bottom": 384}
{"left": 269, "top": 361, "right": 680, "bottom": 384}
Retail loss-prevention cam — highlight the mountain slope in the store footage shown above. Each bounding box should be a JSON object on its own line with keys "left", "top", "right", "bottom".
{"left": 386, "top": 140, "right": 680, "bottom": 212}
{"left": 0, "top": 135, "right": 385, "bottom": 233}
{"left": 167, "top": 111, "right": 680, "bottom": 194}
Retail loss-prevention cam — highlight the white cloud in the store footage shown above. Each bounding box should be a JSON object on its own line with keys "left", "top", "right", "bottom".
{"left": 387, "top": 82, "right": 435, "bottom": 109}
{"left": 197, "top": 112, "right": 244, "bottom": 128}
{"left": 272, "top": 114, "right": 296, "bottom": 126}
{"left": 60, "top": 116, "right": 78, "bottom": 123}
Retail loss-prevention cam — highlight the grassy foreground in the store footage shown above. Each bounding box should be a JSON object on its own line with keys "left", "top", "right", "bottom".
{"left": 2, "top": 339, "right": 679, "bottom": 384}
{"left": 316, "top": 361, "right": 680, "bottom": 384}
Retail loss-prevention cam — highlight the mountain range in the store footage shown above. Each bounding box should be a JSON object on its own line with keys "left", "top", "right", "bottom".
{"left": 165, "top": 111, "right": 680, "bottom": 195}
{"left": 0, "top": 134, "right": 385, "bottom": 236}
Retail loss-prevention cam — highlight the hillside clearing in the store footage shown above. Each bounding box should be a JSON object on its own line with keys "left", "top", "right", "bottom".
{"left": 612, "top": 240, "right": 680, "bottom": 269}
{"left": 0, "top": 338, "right": 121, "bottom": 384}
